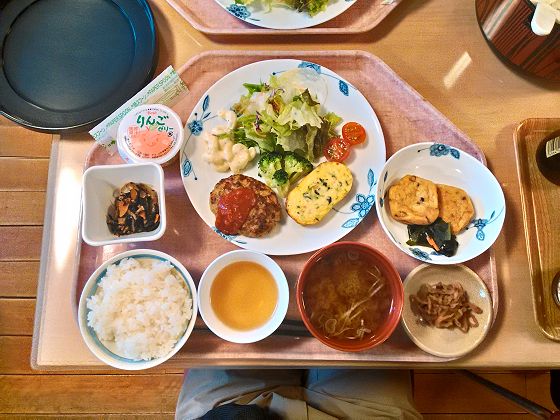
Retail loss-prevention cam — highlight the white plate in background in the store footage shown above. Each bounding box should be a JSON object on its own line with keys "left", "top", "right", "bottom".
{"left": 215, "top": 0, "right": 357, "bottom": 30}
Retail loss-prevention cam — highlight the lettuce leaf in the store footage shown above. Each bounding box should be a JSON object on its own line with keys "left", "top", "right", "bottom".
{"left": 275, "top": 100, "right": 322, "bottom": 129}
{"left": 305, "top": 126, "right": 319, "bottom": 161}
{"left": 276, "top": 127, "right": 307, "bottom": 154}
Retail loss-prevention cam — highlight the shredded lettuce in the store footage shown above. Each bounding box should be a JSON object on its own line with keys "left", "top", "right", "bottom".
{"left": 227, "top": 69, "right": 341, "bottom": 162}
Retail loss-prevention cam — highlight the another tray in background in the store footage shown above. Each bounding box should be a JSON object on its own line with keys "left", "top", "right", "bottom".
{"left": 75, "top": 50, "right": 499, "bottom": 365}
{"left": 166, "top": 0, "right": 402, "bottom": 36}
{"left": 514, "top": 118, "right": 560, "bottom": 341}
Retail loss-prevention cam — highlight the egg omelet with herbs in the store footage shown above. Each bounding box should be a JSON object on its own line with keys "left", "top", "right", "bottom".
{"left": 286, "top": 162, "right": 353, "bottom": 225}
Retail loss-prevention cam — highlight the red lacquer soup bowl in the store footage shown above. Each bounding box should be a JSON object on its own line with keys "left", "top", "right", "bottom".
{"left": 297, "top": 241, "right": 404, "bottom": 352}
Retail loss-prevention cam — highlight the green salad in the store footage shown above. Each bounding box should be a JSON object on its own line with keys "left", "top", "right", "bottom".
{"left": 218, "top": 68, "right": 341, "bottom": 196}
{"left": 236, "top": 0, "right": 330, "bottom": 16}
{"left": 230, "top": 69, "right": 341, "bottom": 162}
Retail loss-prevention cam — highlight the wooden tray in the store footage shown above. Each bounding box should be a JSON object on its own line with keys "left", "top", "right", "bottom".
{"left": 514, "top": 118, "right": 560, "bottom": 341}
{"left": 75, "top": 50, "right": 499, "bottom": 364}
{"left": 166, "top": 0, "right": 402, "bottom": 36}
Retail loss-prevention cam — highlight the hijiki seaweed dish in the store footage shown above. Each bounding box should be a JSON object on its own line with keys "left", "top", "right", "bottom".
{"left": 107, "top": 182, "right": 160, "bottom": 236}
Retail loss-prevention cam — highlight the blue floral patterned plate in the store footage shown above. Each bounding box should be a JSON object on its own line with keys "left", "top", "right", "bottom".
{"left": 180, "top": 59, "right": 386, "bottom": 256}
{"left": 375, "top": 142, "right": 506, "bottom": 265}
{"left": 216, "top": 0, "right": 357, "bottom": 30}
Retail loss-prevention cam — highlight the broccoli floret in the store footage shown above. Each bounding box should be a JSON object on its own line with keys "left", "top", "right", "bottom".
{"left": 258, "top": 151, "right": 283, "bottom": 180}
{"left": 258, "top": 151, "right": 313, "bottom": 197}
{"left": 283, "top": 152, "right": 313, "bottom": 183}
{"left": 271, "top": 169, "right": 290, "bottom": 198}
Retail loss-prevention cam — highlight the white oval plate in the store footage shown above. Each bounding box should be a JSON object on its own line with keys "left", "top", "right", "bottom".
{"left": 180, "top": 59, "right": 386, "bottom": 256}
{"left": 215, "top": 0, "right": 357, "bottom": 30}
{"left": 375, "top": 142, "right": 506, "bottom": 265}
{"left": 401, "top": 264, "right": 492, "bottom": 359}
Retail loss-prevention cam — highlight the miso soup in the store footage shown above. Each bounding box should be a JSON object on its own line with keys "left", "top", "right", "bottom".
{"left": 302, "top": 248, "right": 393, "bottom": 341}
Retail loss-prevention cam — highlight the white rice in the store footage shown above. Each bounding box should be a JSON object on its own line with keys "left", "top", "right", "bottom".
{"left": 86, "top": 257, "right": 192, "bottom": 361}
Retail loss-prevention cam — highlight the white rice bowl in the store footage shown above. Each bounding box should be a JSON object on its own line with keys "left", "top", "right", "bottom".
{"left": 86, "top": 257, "right": 193, "bottom": 361}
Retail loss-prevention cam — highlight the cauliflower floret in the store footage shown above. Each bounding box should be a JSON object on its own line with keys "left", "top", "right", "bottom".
{"left": 211, "top": 110, "right": 237, "bottom": 136}
{"left": 202, "top": 131, "right": 230, "bottom": 172}
{"left": 229, "top": 143, "right": 257, "bottom": 173}
{"left": 202, "top": 114, "right": 257, "bottom": 173}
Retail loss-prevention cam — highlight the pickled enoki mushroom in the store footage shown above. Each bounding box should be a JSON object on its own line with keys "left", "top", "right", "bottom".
{"left": 409, "top": 282, "right": 482, "bottom": 333}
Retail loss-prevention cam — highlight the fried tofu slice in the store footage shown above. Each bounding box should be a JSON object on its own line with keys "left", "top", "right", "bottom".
{"left": 388, "top": 175, "right": 439, "bottom": 225}
{"left": 436, "top": 184, "right": 474, "bottom": 234}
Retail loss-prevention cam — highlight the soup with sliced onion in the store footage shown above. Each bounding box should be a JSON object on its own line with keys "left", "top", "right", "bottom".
{"left": 302, "top": 248, "right": 393, "bottom": 341}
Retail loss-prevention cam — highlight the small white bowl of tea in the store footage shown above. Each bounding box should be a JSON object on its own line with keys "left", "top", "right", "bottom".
{"left": 198, "top": 250, "right": 289, "bottom": 343}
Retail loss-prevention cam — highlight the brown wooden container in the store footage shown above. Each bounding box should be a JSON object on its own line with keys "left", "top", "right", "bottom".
{"left": 514, "top": 118, "right": 560, "bottom": 341}
{"left": 476, "top": 0, "right": 560, "bottom": 81}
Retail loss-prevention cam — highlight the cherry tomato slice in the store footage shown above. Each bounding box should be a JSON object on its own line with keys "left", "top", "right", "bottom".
{"left": 324, "top": 137, "right": 350, "bottom": 162}
{"left": 342, "top": 122, "right": 366, "bottom": 146}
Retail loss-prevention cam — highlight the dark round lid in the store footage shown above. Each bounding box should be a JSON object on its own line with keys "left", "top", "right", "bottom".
{"left": 0, "top": 0, "right": 157, "bottom": 133}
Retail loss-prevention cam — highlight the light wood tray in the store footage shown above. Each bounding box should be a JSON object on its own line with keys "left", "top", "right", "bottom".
{"left": 166, "top": 0, "right": 402, "bottom": 35}
{"left": 514, "top": 118, "right": 560, "bottom": 341}
{"left": 73, "top": 51, "right": 499, "bottom": 365}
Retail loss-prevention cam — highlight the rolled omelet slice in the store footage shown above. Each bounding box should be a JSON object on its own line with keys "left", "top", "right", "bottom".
{"left": 286, "top": 162, "right": 353, "bottom": 225}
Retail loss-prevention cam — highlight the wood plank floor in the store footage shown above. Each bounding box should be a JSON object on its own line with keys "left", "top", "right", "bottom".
{"left": 1, "top": 118, "right": 557, "bottom": 418}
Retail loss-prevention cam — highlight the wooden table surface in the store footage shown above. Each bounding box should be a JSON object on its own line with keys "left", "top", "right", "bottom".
{"left": 3, "top": 0, "right": 560, "bottom": 371}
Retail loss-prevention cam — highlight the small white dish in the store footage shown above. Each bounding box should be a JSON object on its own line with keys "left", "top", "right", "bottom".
{"left": 198, "top": 250, "right": 289, "bottom": 344}
{"left": 77, "top": 249, "right": 198, "bottom": 370}
{"left": 401, "top": 264, "right": 492, "bottom": 359}
{"left": 82, "top": 162, "right": 166, "bottom": 246}
{"left": 375, "top": 142, "right": 506, "bottom": 265}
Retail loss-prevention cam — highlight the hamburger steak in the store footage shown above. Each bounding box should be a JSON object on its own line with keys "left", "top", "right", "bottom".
{"left": 210, "top": 174, "right": 281, "bottom": 237}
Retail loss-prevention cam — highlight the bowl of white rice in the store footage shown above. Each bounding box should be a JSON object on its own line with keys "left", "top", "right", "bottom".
{"left": 78, "top": 249, "right": 197, "bottom": 370}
